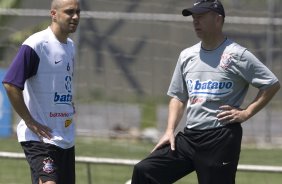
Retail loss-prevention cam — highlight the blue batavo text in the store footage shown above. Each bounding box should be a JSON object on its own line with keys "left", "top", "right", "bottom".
{"left": 54, "top": 92, "right": 72, "bottom": 104}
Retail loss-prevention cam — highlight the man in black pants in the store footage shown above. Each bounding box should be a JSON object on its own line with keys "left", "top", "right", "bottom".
{"left": 131, "top": 0, "right": 280, "bottom": 183}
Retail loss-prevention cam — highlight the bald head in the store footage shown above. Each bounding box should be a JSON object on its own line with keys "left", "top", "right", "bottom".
{"left": 51, "top": 0, "right": 79, "bottom": 9}
{"left": 51, "top": 0, "right": 61, "bottom": 9}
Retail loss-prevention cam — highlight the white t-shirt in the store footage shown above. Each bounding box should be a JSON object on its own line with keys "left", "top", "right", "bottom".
{"left": 3, "top": 27, "right": 76, "bottom": 149}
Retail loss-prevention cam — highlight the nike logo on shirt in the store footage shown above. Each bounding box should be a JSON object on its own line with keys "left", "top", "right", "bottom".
{"left": 55, "top": 60, "right": 62, "bottom": 64}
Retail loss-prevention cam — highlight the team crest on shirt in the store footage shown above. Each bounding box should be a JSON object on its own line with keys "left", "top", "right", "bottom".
{"left": 220, "top": 53, "right": 233, "bottom": 69}
{"left": 43, "top": 157, "right": 55, "bottom": 174}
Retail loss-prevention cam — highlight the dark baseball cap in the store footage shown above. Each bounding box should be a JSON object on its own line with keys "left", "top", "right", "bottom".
{"left": 182, "top": 0, "right": 225, "bottom": 17}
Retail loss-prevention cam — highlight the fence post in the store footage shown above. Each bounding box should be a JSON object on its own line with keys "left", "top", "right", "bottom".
{"left": 86, "top": 163, "right": 92, "bottom": 184}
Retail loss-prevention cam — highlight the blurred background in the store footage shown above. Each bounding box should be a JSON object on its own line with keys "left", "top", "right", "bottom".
{"left": 0, "top": 0, "right": 281, "bottom": 183}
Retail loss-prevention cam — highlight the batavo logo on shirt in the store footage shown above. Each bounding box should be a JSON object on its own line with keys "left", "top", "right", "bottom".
{"left": 187, "top": 79, "right": 233, "bottom": 97}
{"left": 54, "top": 75, "right": 73, "bottom": 105}
{"left": 54, "top": 92, "right": 72, "bottom": 105}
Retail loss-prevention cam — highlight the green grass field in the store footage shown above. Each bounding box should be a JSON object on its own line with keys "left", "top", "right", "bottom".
{"left": 0, "top": 137, "right": 281, "bottom": 184}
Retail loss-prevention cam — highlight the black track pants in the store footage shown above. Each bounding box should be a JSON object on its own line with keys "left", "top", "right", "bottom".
{"left": 131, "top": 124, "right": 242, "bottom": 184}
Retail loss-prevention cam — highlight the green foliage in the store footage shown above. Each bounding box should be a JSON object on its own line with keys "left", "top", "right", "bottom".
{"left": 0, "top": 0, "right": 19, "bottom": 8}
{"left": 0, "top": 0, "right": 49, "bottom": 65}
{"left": 8, "top": 22, "right": 49, "bottom": 45}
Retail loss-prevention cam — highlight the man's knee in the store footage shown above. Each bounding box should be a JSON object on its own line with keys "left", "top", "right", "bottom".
{"left": 40, "top": 179, "right": 56, "bottom": 184}
{"left": 133, "top": 161, "right": 148, "bottom": 174}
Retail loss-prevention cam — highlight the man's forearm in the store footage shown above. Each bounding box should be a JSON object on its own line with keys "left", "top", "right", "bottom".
{"left": 3, "top": 83, "right": 34, "bottom": 123}
{"left": 245, "top": 82, "right": 280, "bottom": 120}
{"left": 166, "top": 97, "right": 186, "bottom": 133}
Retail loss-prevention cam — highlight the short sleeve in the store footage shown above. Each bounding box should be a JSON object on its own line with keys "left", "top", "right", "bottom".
{"left": 167, "top": 56, "right": 189, "bottom": 102}
{"left": 236, "top": 50, "right": 278, "bottom": 89}
{"left": 2, "top": 45, "right": 40, "bottom": 89}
